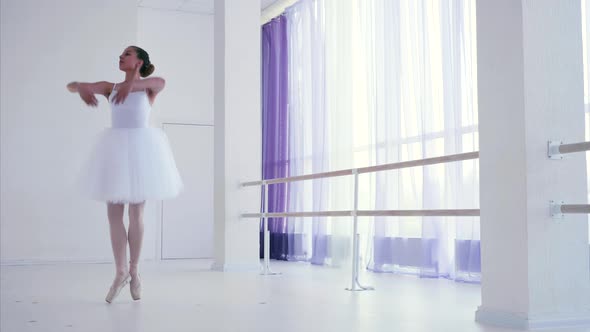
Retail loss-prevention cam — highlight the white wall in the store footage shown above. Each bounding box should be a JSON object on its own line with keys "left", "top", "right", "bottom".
{"left": 137, "top": 7, "right": 214, "bottom": 126}
{"left": 212, "top": 0, "right": 262, "bottom": 271}
{"left": 137, "top": 7, "right": 214, "bottom": 260}
{"left": 476, "top": 0, "right": 590, "bottom": 328}
{"left": 0, "top": 0, "right": 138, "bottom": 263}
{"left": 0, "top": 1, "right": 215, "bottom": 263}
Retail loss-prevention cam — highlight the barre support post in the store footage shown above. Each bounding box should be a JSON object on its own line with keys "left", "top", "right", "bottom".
{"left": 261, "top": 180, "right": 280, "bottom": 276}
{"left": 346, "top": 169, "right": 373, "bottom": 291}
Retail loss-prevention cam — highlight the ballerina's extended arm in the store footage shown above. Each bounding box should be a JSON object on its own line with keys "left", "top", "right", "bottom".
{"left": 112, "top": 77, "right": 166, "bottom": 105}
{"left": 66, "top": 81, "right": 112, "bottom": 107}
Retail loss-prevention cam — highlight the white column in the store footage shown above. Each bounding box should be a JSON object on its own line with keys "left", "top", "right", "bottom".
{"left": 212, "top": 0, "right": 261, "bottom": 271}
{"left": 476, "top": 0, "right": 590, "bottom": 329}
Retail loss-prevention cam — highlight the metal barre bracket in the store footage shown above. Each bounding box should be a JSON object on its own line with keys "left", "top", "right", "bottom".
{"left": 550, "top": 200, "right": 564, "bottom": 221}
{"left": 547, "top": 141, "right": 563, "bottom": 160}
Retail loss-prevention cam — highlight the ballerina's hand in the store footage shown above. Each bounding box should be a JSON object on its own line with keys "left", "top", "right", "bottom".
{"left": 78, "top": 85, "right": 98, "bottom": 107}
{"left": 113, "top": 80, "right": 132, "bottom": 105}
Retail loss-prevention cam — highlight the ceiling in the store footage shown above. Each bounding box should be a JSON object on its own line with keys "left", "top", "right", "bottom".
{"left": 137, "top": 0, "right": 281, "bottom": 14}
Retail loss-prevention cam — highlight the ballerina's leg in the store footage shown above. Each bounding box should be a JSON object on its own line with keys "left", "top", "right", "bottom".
{"left": 107, "top": 203, "right": 129, "bottom": 284}
{"left": 128, "top": 201, "right": 145, "bottom": 279}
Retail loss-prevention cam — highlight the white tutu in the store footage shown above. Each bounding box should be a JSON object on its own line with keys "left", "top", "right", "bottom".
{"left": 78, "top": 127, "right": 183, "bottom": 203}
{"left": 77, "top": 87, "right": 183, "bottom": 203}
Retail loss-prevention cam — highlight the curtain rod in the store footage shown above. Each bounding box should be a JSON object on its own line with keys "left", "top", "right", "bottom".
{"left": 261, "top": 0, "right": 299, "bottom": 25}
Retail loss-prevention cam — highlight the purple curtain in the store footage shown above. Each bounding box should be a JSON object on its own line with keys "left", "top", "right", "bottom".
{"left": 370, "top": 238, "right": 481, "bottom": 281}
{"left": 261, "top": 16, "right": 290, "bottom": 260}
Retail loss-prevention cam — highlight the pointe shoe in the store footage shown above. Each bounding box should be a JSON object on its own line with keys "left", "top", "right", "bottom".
{"left": 105, "top": 274, "right": 130, "bottom": 303}
{"left": 130, "top": 274, "right": 141, "bottom": 301}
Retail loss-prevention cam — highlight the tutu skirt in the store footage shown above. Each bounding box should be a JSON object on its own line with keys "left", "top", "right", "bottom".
{"left": 78, "top": 127, "right": 183, "bottom": 203}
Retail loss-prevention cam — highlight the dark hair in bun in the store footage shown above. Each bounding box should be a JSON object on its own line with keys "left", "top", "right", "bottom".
{"left": 142, "top": 63, "right": 155, "bottom": 77}
{"left": 131, "top": 46, "right": 155, "bottom": 77}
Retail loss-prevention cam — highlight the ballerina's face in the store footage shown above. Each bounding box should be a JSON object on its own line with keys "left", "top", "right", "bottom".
{"left": 118, "top": 47, "right": 143, "bottom": 72}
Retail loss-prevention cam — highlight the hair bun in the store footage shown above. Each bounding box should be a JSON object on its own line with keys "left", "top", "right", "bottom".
{"left": 141, "top": 63, "right": 155, "bottom": 77}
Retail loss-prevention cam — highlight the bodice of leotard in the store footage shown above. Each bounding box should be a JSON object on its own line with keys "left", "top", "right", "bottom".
{"left": 109, "top": 87, "right": 151, "bottom": 128}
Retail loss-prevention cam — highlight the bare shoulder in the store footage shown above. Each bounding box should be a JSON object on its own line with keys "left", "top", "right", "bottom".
{"left": 100, "top": 81, "right": 115, "bottom": 91}
{"left": 144, "top": 77, "right": 165, "bottom": 105}
{"left": 147, "top": 77, "right": 166, "bottom": 92}
{"left": 82, "top": 81, "right": 115, "bottom": 97}
{"left": 101, "top": 81, "right": 116, "bottom": 98}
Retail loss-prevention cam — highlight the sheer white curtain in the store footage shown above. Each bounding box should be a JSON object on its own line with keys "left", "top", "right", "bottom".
{"left": 286, "top": 0, "right": 353, "bottom": 265}
{"left": 284, "top": 0, "right": 479, "bottom": 278}
{"left": 284, "top": 0, "right": 374, "bottom": 267}
{"left": 285, "top": 0, "right": 323, "bottom": 262}
{"left": 343, "top": 0, "right": 479, "bottom": 281}
{"left": 582, "top": 0, "right": 590, "bottom": 241}
{"left": 334, "top": 0, "right": 479, "bottom": 278}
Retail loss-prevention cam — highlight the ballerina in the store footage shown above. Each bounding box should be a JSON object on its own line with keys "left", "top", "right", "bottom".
{"left": 67, "top": 46, "right": 183, "bottom": 303}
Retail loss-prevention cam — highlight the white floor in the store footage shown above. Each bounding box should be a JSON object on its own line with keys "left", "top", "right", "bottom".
{"left": 1, "top": 259, "right": 588, "bottom": 332}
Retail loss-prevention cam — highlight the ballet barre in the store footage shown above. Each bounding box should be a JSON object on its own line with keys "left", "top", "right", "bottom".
{"left": 547, "top": 140, "right": 590, "bottom": 159}
{"left": 241, "top": 139, "right": 589, "bottom": 290}
{"left": 550, "top": 202, "right": 590, "bottom": 219}
{"left": 242, "top": 151, "right": 480, "bottom": 186}
{"left": 547, "top": 140, "right": 590, "bottom": 220}
{"left": 242, "top": 209, "right": 481, "bottom": 218}
{"left": 241, "top": 151, "right": 480, "bottom": 291}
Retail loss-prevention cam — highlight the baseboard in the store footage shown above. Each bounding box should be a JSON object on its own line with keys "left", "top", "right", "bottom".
{"left": 0, "top": 258, "right": 113, "bottom": 266}
{"left": 476, "top": 306, "right": 590, "bottom": 330}
{"left": 0, "top": 257, "right": 165, "bottom": 266}
{"left": 0, "top": 257, "right": 210, "bottom": 266}
{"left": 210, "top": 261, "right": 261, "bottom": 272}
